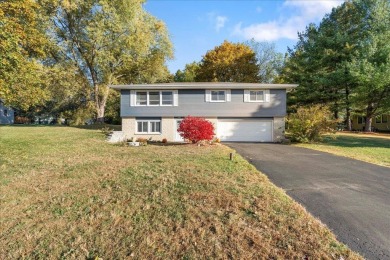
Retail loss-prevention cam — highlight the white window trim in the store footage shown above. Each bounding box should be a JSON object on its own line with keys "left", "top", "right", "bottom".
{"left": 244, "top": 89, "right": 270, "bottom": 103}
{"left": 207, "top": 90, "right": 230, "bottom": 103}
{"left": 135, "top": 120, "right": 162, "bottom": 134}
{"left": 132, "top": 91, "right": 176, "bottom": 107}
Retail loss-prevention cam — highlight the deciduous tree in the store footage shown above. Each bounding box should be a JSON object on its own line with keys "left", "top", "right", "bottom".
{"left": 195, "top": 41, "right": 259, "bottom": 82}
{"left": 174, "top": 62, "right": 200, "bottom": 82}
{"left": 0, "top": 0, "right": 51, "bottom": 110}
{"left": 44, "top": 0, "right": 173, "bottom": 122}
{"left": 245, "top": 40, "right": 284, "bottom": 83}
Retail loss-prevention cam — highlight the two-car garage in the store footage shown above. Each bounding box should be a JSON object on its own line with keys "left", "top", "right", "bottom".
{"left": 217, "top": 119, "right": 273, "bottom": 142}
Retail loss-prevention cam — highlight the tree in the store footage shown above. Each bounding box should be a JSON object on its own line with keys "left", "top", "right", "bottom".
{"left": 0, "top": 0, "right": 51, "bottom": 111}
{"left": 245, "top": 40, "right": 284, "bottom": 83}
{"left": 195, "top": 41, "right": 259, "bottom": 82}
{"left": 174, "top": 62, "right": 200, "bottom": 82}
{"left": 44, "top": 0, "right": 173, "bottom": 122}
{"left": 178, "top": 116, "right": 215, "bottom": 143}
{"left": 346, "top": 0, "right": 390, "bottom": 132}
{"left": 281, "top": 0, "right": 390, "bottom": 132}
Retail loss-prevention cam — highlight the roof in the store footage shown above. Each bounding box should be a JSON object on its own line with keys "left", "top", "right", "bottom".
{"left": 110, "top": 82, "right": 298, "bottom": 90}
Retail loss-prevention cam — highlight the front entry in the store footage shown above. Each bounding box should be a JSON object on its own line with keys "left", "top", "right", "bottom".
{"left": 175, "top": 119, "right": 184, "bottom": 142}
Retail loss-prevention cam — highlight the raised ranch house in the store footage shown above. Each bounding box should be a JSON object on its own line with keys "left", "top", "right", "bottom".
{"left": 110, "top": 83, "right": 297, "bottom": 142}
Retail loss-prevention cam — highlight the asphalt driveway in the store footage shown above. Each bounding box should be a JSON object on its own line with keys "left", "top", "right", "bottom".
{"left": 227, "top": 143, "right": 390, "bottom": 260}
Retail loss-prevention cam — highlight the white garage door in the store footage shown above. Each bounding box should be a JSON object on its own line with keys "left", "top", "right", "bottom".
{"left": 217, "top": 119, "right": 273, "bottom": 142}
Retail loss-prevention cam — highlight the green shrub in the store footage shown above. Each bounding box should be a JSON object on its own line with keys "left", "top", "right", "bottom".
{"left": 287, "top": 105, "right": 339, "bottom": 143}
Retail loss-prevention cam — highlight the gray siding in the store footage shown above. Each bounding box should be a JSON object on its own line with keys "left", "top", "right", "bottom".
{"left": 120, "top": 89, "right": 286, "bottom": 118}
{"left": 0, "top": 103, "right": 14, "bottom": 124}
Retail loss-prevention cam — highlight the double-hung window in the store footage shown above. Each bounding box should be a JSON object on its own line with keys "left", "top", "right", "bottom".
{"left": 211, "top": 90, "right": 226, "bottom": 102}
{"left": 249, "top": 90, "right": 265, "bottom": 102}
{"left": 205, "top": 90, "right": 230, "bottom": 102}
{"left": 149, "top": 91, "right": 160, "bottom": 106}
{"left": 134, "top": 91, "right": 174, "bottom": 106}
{"left": 136, "top": 120, "right": 161, "bottom": 134}
{"left": 136, "top": 92, "right": 147, "bottom": 106}
{"left": 161, "top": 91, "right": 173, "bottom": 105}
{"left": 244, "top": 89, "right": 270, "bottom": 103}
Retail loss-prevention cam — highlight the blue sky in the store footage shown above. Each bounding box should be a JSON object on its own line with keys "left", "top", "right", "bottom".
{"left": 144, "top": 0, "right": 344, "bottom": 73}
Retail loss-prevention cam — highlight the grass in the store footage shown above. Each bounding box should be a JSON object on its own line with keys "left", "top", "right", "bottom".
{"left": 295, "top": 132, "right": 390, "bottom": 167}
{"left": 0, "top": 126, "right": 361, "bottom": 259}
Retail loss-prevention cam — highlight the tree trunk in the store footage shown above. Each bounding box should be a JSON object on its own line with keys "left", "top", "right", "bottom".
{"left": 345, "top": 84, "right": 352, "bottom": 131}
{"left": 95, "top": 84, "right": 110, "bottom": 124}
{"left": 364, "top": 104, "right": 374, "bottom": 132}
{"left": 96, "top": 105, "right": 105, "bottom": 123}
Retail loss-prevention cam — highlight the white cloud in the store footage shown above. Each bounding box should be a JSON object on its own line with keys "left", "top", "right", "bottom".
{"left": 283, "top": 0, "right": 342, "bottom": 19}
{"left": 208, "top": 12, "right": 228, "bottom": 32}
{"left": 232, "top": 0, "right": 344, "bottom": 41}
{"left": 215, "top": 16, "right": 228, "bottom": 32}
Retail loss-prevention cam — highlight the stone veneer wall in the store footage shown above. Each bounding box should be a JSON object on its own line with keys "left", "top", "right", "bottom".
{"left": 273, "top": 117, "right": 285, "bottom": 142}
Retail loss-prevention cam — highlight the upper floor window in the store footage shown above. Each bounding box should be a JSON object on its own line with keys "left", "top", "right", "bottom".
{"left": 249, "top": 90, "right": 265, "bottom": 102}
{"left": 211, "top": 90, "right": 226, "bottom": 102}
{"left": 136, "top": 92, "right": 147, "bottom": 106}
{"left": 133, "top": 91, "right": 176, "bottom": 106}
{"left": 244, "top": 89, "right": 270, "bottom": 103}
{"left": 205, "top": 90, "right": 231, "bottom": 102}
{"left": 162, "top": 91, "right": 173, "bottom": 105}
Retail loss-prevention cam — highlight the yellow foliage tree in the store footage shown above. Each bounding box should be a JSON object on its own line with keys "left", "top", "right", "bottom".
{"left": 195, "top": 41, "right": 259, "bottom": 82}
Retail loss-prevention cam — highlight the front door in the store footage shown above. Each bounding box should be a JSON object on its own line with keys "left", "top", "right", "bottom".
{"left": 175, "top": 119, "right": 184, "bottom": 142}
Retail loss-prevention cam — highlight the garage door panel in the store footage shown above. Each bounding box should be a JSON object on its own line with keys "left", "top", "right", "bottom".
{"left": 217, "top": 120, "right": 272, "bottom": 142}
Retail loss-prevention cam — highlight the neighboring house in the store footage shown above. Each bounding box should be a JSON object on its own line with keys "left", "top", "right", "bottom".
{"left": 0, "top": 99, "right": 14, "bottom": 124}
{"left": 111, "top": 82, "right": 297, "bottom": 142}
{"left": 352, "top": 115, "right": 390, "bottom": 132}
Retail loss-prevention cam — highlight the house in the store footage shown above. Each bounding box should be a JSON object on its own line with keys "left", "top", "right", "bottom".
{"left": 110, "top": 82, "right": 297, "bottom": 142}
{"left": 352, "top": 115, "right": 390, "bottom": 132}
{"left": 0, "top": 99, "right": 14, "bottom": 124}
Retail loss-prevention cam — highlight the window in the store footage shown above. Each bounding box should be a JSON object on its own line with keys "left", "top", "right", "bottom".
{"left": 137, "top": 121, "right": 148, "bottom": 132}
{"left": 376, "top": 116, "right": 382, "bottom": 124}
{"left": 382, "top": 115, "right": 388, "bottom": 123}
{"left": 136, "top": 120, "right": 161, "bottom": 134}
{"left": 150, "top": 121, "right": 161, "bottom": 132}
{"left": 4, "top": 109, "right": 8, "bottom": 117}
{"left": 357, "top": 116, "right": 366, "bottom": 124}
{"left": 244, "top": 89, "right": 270, "bottom": 102}
{"left": 249, "top": 90, "right": 265, "bottom": 102}
{"left": 149, "top": 91, "right": 160, "bottom": 106}
{"left": 136, "top": 92, "right": 147, "bottom": 106}
{"left": 211, "top": 90, "right": 226, "bottom": 102}
{"left": 161, "top": 91, "right": 173, "bottom": 105}
{"left": 134, "top": 91, "right": 174, "bottom": 106}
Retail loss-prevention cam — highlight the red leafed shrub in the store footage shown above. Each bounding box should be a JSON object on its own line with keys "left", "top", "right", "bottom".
{"left": 178, "top": 116, "right": 215, "bottom": 143}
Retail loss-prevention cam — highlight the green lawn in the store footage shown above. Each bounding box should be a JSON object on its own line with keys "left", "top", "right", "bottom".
{"left": 296, "top": 133, "right": 390, "bottom": 167}
{"left": 0, "top": 126, "right": 360, "bottom": 259}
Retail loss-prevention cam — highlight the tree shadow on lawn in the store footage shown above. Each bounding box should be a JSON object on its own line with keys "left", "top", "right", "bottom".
{"left": 322, "top": 135, "right": 390, "bottom": 149}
